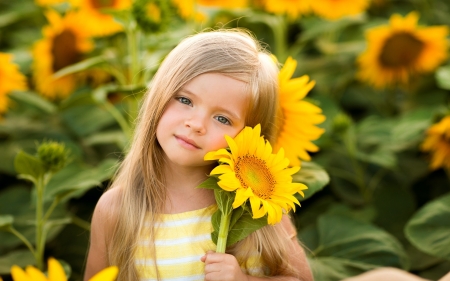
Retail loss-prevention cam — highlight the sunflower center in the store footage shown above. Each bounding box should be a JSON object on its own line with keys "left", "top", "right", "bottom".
{"left": 51, "top": 30, "right": 81, "bottom": 72}
{"left": 379, "top": 32, "right": 424, "bottom": 68}
{"left": 90, "top": 0, "right": 117, "bottom": 9}
{"left": 235, "top": 155, "right": 276, "bottom": 200}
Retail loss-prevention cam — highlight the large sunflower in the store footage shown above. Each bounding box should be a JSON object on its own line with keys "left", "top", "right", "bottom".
{"left": 274, "top": 57, "right": 325, "bottom": 167}
{"left": 32, "top": 10, "right": 93, "bottom": 100}
{"left": 197, "top": 0, "right": 247, "bottom": 8}
{"left": 421, "top": 116, "right": 450, "bottom": 172}
{"left": 0, "top": 53, "right": 28, "bottom": 114}
{"left": 263, "top": 0, "right": 310, "bottom": 19}
{"left": 357, "top": 12, "right": 448, "bottom": 88}
{"left": 205, "top": 125, "right": 307, "bottom": 225}
{"left": 73, "top": 0, "right": 132, "bottom": 37}
{"left": 309, "top": 0, "right": 369, "bottom": 20}
{"left": 11, "top": 257, "right": 118, "bottom": 281}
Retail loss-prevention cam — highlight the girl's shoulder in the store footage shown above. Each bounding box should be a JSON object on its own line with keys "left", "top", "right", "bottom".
{"left": 92, "top": 188, "right": 122, "bottom": 237}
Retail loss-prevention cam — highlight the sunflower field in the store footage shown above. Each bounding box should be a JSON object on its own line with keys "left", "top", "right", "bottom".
{"left": 0, "top": 0, "right": 449, "bottom": 280}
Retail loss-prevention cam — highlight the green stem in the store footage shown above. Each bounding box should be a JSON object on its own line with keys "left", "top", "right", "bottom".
{"left": 35, "top": 175, "right": 45, "bottom": 270}
{"left": 71, "top": 215, "right": 91, "bottom": 231}
{"left": 216, "top": 212, "right": 231, "bottom": 253}
{"left": 42, "top": 197, "right": 60, "bottom": 224}
{"left": 8, "top": 226, "right": 35, "bottom": 255}
{"left": 126, "top": 21, "right": 140, "bottom": 85}
{"left": 102, "top": 101, "right": 133, "bottom": 140}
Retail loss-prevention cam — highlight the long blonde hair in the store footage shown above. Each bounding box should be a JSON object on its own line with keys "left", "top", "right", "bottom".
{"left": 107, "top": 29, "right": 301, "bottom": 280}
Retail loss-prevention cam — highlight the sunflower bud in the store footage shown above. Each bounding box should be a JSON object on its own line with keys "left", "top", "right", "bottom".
{"left": 332, "top": 113, "right": 352, "bottom": 135}
{"left": 132, "top": 0, "right": 170, "bottom": 33}
{"left": 37, "top": 141, "right": 70, "bottom": 173}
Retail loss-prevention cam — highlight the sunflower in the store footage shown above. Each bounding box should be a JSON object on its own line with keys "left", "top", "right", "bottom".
{"left": 357, "top": 12, "right": 449, "bottom": 88}
{"left": 0, "top": 53, "right": 28, "bottom": 114}
{"left": 421, "top": 116, "right": 450, "bottom": 172}
{"left": 10, "top": 257, "right": 118, "bottom": 281}
{"left": 197, "top": 0, "right": 247, "bottom": 8}
{"left": 73, "top": 0, "right": 132, "bottom": 37}
{"left": 32, "top": 10, "right": 93, "bottom": 100}
{"left": 35, "top": 0, "right": 66, "bottom": 6}
{"left": 205, "top": 125, "right": 307, "bottom": 225}
{"left": 263, "top": 0, "right": 309, "bottom": 19}
{"left": 274, "top": 56, "right": 325, "bottom": 167}
{"left": 309, "top": 0, "right": 369, "bottom": 20}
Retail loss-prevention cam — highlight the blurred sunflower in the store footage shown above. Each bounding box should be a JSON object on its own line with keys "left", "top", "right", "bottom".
{"left": 10, "top": 257, "right": 118, "bottom": 281}
{"left": 309, "top": 0, "right": 369, "bottom": 20}
{"left": 171, "top": 0, "right": 205, "bottom": 21}
{"left": 32, "top": 10, "right": 93, "bottom": 100}
{"left": 357, "top": 12, "right": 448, "bottom": 88}
{"left": 197, "top": 0, "right": 247, "bottom": 8}
{"left": 274, "top": 56, "right": 325, "bottom": 167}
{"left": 35, "top": 0, "right": 67, "bottom": 6}
{"left": 0, "top": 53, "right": 28, "bottom": 114}
{"left": 205, "top": 125, "right": 307, "bottom": 225}
{"left": 421, "top": 116, "right": 450, "bottom": 172}
{"left": 263, "top": 0, "right": 309, "bottom": 19}
{"left": 74, "top": 0, "right": 132, "bottom": 37}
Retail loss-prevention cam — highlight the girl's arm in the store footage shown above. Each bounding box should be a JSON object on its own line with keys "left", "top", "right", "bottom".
{"left": 202, "top": 215, "right": 314, "bottom": 281}
{"left": 84, "top": 188, "right": 120, "bottom": 280}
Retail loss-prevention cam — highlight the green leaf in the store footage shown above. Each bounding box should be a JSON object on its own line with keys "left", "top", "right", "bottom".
{"left": 9, "top": 91, "right": 57, "bottom": 114}
{"left": 303, "top": 214, "right": 409, "bottom": 280}
{"left": 213, "top": 189, "right": 234, "bottom": 215}
{"left": 293, "top": 161, "right": 329, "bottom": 201}
{"left": 211, "top": 210, "right": 221, "bottom": 244}
{"left": 0, "top": 250, "right": 35, "bottom": 274}
{"left": 84, "top": 130, "right": 128, "bottom": 150}
{"left": 197, "top": 177, "right": 221, "bottom": 190}
{"left": 52, "top": 55, "right": 108, "bottom": 79}
{"left": 0, "top": 215, "right": 14, "bottom": 231}
{"left": 309, "top": 257, "right": 378, "bottom": 281}
{"left": 226, "top": 212, "right": 267, "bottom": 247}
{"left": 44, "top": 159, "right": 118, "bottom": 203}
{"left": 405, "top": 193, "right": 450, "bottom": 261}
{"left": 436, "top": 65, "right": 450, "bottom": 90}
{"left": 14, "top": 151, "right": 44, "bottom": 181}
{"left": 61, "top": 104, "right": 116, "bottom": 137}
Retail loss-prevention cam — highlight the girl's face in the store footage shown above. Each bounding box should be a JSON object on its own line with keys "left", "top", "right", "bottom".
{"left": 156, "top": 73, "right": 249, "bottom": 169}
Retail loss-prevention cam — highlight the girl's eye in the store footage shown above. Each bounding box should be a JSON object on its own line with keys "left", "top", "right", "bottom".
{"left": 176, "top": 97, "right": 192, "bottom": 106}
{"left": 215, "top": 116, "right": 231, "bottom": 125}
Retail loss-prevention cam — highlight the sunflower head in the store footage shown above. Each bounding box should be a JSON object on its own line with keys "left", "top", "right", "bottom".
{"left": 10, "top": 257, "right": 119, "bottom": 281}
{"left": 273, "top": 56, "right": 325, "bottom": 167}
{"left": 205, "top": 124, "right": 307, "bottom": 225}
{"left": 309, "top": 0, "right": 370, "bottom": 20}
{"left": 0, "top": 53, "right": 28, "bottom": 114}
{"left": 263, "top": 0, "right": 310, "bottom": 19}
{"left": 421, "top": 116, "right": 450, "bottom": 172}
{"left": 357, "top": 12, "right": 449, "bottom": 88}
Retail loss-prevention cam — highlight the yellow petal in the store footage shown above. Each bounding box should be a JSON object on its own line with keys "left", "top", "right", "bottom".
{"left": 11, "top": 266, "right": 30, "bottom": 281}
{"left": 26, "top": 266, "right": 48, "bottom": 281}
{"left": 48, "top": 258, "right": 67, "bottom": 281}
{"left": 232, "top": 188, "right": 253, "bottom": 208}
{"left": 89, "top": 266, "right": 119, "bottom": 281}
{"left": 210, "top": 165, "right": 233, "bottom": 175}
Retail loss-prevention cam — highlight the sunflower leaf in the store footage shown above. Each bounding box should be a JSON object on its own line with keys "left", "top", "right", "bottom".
{"left": 405, "top": 192, "right": 450, "bottom": 261}
{"left": 214, "top": 189, "right": 234, "bottom": 215}
{"left": 14, "top": 150, "right": 44, "bottom": 181}
{"left": 226, "top": 212, "right": 267, "bottom": 247}
{"left": 293, "top": 161, "right": 329, "bottom": 201}
{"left": 210, "top": 210, "right": 221, "bottom": 245}
{"left": 0, "top": 215, "right": 14, "bottom": 231}
{"left": 197, "top": 176, "right": 221, "bottom": 190}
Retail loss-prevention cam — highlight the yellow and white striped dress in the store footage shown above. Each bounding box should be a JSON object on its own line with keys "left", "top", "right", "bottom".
{"left": 135, "top": 204, "right": 265, "bottom": 281}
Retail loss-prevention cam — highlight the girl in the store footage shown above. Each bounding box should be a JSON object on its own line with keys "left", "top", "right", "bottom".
{"left": 84, "top": 29, "right": 314, "bottom": 281}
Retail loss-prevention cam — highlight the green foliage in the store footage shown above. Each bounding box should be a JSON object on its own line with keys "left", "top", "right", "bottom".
{"left": 302, "top": 214, "right": 409, "bottom": 281}
{"left": 405, "top": 193, "right": 450, "bottom": 261}
{"left": 293, "top": 161, "right": 329, "bottom": 201}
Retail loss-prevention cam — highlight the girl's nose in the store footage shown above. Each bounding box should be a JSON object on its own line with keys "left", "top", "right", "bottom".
{"left": 185, "top": 115, "right": 206, "bottom": 135}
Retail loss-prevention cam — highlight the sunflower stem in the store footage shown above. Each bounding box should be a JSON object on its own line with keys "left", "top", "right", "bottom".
{"left": 216, "top": 212, "right": 231, "bottom": 253}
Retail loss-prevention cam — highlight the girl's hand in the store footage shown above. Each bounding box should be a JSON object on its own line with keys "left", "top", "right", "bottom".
{"left": 201, "top": 251, "right": 249, "bottom": 281}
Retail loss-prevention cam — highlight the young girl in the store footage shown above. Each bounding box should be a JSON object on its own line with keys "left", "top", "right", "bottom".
{"left": 84, "top": 29, "right": 314, "bottom": 281}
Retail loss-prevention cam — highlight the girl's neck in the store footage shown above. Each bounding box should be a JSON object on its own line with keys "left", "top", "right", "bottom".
{"left": 162, "top": 162, "right": 216, "bottom": 214}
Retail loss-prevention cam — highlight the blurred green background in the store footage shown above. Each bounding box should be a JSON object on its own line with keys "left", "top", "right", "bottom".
{"left": 0, "top": 0, "right": 449, "bottom": 280}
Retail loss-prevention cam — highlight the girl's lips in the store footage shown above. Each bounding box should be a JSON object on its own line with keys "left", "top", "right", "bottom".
{"left": 175, "top": 135, "right": 200, "bottom": 149}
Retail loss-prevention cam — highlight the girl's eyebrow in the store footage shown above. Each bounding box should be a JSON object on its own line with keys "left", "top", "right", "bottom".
{"left": 178, "top": 88, "right": 243, "bottom": 121}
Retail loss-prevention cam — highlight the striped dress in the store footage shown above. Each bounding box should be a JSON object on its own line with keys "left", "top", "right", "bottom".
{"left": 135, "top": 204, "right": 265, "bottom": 281}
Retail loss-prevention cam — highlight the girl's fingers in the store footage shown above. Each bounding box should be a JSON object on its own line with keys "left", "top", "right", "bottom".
{"left": 204, "top": 262, "right": 221, "bottom": 273}
{"left": 204, "top": 252, "right": 226, "bottom": 264}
